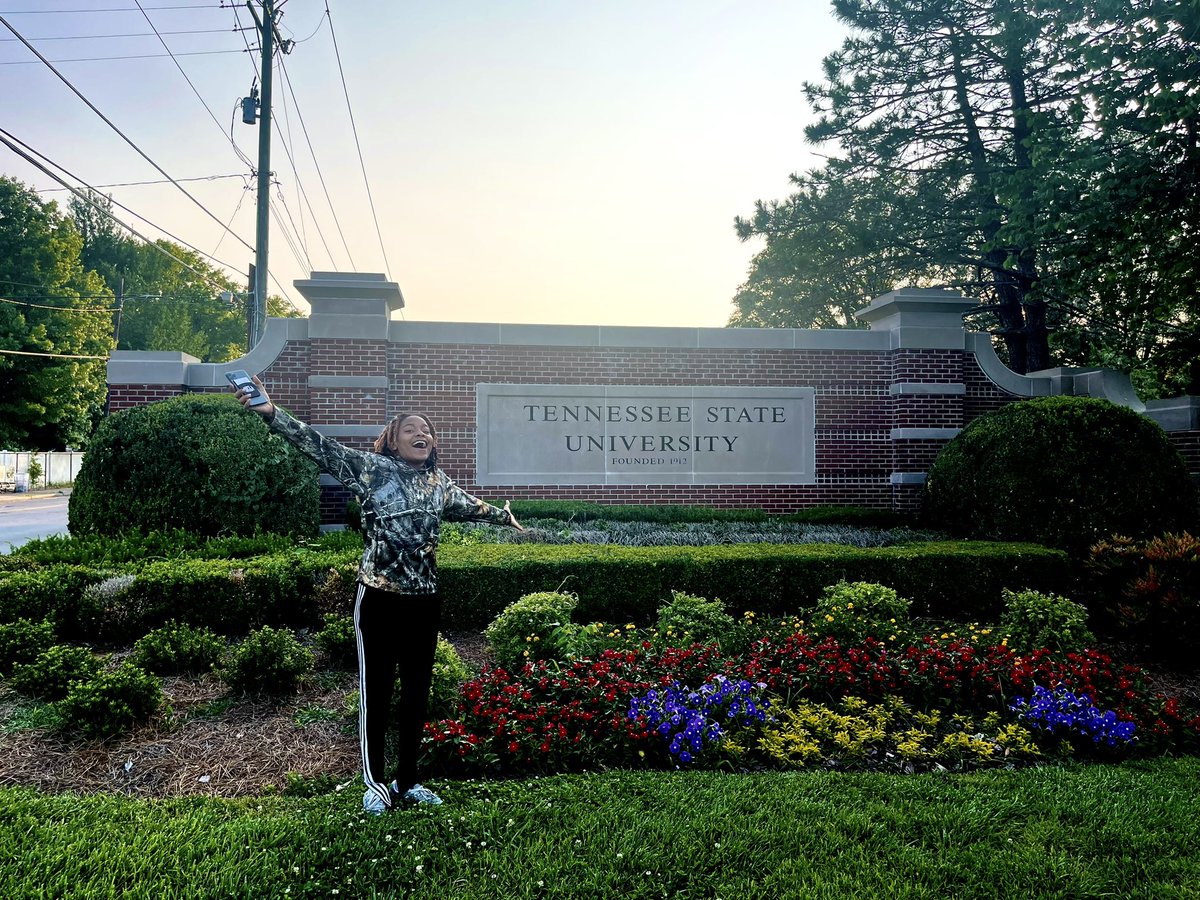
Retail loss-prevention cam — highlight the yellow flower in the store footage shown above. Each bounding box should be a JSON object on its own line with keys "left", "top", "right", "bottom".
{"left": 825, "top": 615, "right": 834, "bottom": 623}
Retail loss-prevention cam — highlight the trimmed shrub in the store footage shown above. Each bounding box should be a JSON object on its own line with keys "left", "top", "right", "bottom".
{"left": 221, "top": 626, "right": 314, "bottom": 695}
{"left": 0, "top": 618, "right": 56, "bottom": 677}
{"left": 484, "top": 592, "right": 579, "bottom": 670}
{"left": 131, "top": 621, "right": 226, "bottom": 675}
{"left": 0, "top": 566, "right": 108, "bottom": 638}
{"left": 999, "top": 589, "right": 1095, "bottom": 655}
{"left": 810, "top": 581, "right": 913, "bottom": 645}
{"left": 922, "top": 396, "right": 1198, "bottom": 553}
{"left": 10, "top": 644, "right": 105, "bottom": 701}
{"left": 68, "top": 393, "right": 320, "bottom": 538}
{"left": 57, "top": 662, "right": 163, "bottom": 739}
{"left": 656, "top": 591, "right": 736, "bottom": 647}
{"left": 8, "top": 529, "right": 298, "bottom": 567}
{"left": 313, "top": 614, "right": 357, "bottom": 669}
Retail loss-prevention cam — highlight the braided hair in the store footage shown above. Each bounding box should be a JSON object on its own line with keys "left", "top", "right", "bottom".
{"left": 374, "top": 413, "right": 438, "bottom": 468}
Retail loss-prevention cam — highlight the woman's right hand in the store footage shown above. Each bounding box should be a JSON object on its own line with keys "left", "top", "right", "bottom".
{"left": 235, "top": 374, "right": 276, "bottom": 419}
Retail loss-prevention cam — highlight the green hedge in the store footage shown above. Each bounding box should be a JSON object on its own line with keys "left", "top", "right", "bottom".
{"left": 0, "top": 541, "right": 1069, "bottom": 642}
{"left": 436, "top": 541, "right": 1071, "bottom": 629}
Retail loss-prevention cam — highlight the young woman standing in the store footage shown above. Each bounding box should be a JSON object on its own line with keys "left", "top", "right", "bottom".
{"left": 235, "top": 375, "right": 524, "bottom": 813}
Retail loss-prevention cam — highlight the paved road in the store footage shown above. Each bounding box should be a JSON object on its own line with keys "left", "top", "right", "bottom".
{"left": 0, "top": 490, "right": 71, "bottom": 554}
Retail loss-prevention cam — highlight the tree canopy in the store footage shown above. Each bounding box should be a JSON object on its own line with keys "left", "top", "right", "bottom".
{"left": 1, "top": 176, "right": 303, "bottom": 449}
{"left": 0, "top": 176, "right": 113, "bottom": 449}
{"left": 734, "top": 0, "right": 1199, "bottom": 394}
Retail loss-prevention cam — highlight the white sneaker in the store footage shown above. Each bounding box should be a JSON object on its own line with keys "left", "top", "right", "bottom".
{"left": 363, "top": 788, "right": 390, "bottom": 816}
{"left": 393, "top": 781, "right": 442, "bottom": 806}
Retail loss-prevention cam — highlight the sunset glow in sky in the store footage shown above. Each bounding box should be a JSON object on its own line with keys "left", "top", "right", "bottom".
{"left": 2, "top": 0, "right": 847, "bottom": 326}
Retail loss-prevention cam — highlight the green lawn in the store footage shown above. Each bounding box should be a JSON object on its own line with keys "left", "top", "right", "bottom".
{"left": 3, "top": 759, "right": 1198, "bottom": 899}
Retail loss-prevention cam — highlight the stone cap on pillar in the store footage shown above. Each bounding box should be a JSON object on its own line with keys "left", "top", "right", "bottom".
{"left": 855, "top": 288, "right": 978, "bottom": 350}
{"left": 294, "top": 272, "right": 404, "bottom": 340}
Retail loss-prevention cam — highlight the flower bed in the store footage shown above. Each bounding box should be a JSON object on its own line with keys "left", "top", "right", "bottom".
{"left": 421, "top": 620, "right": 1200, "bottom": 777}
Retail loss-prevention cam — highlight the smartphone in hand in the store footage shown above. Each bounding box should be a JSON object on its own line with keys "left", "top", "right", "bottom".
{"left": 225, "top": 369, "right": 268, "bottom": 406}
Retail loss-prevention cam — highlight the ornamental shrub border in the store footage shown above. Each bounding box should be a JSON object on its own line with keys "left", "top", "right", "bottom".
{"left": 0, "top": 541, "right": 1069, "bottom": 642}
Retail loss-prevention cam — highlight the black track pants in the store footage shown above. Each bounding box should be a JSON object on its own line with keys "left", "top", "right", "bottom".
{"left": 353, "top": 584, "right": 442, "bottom": 808}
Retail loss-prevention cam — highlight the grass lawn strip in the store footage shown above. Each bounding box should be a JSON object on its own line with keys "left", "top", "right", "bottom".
{"left": 1, "top": 760, "right": 1198, "bottom": 899}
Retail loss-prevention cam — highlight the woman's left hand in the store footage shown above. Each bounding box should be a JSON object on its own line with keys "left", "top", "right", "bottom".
{"left": 503, "top": 500, "right": 525, "bottom": 531}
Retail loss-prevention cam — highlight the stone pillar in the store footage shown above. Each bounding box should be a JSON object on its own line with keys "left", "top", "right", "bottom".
{"left": 292, "top": 271, "right": 404, "bottom": 523}
{"left": 856, "top": 289, "right": 978, "bottom": 514}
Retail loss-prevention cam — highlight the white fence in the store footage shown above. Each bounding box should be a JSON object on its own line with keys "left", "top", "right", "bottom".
{"left": 0, "top": 451, "right": 84, "bottom": 491}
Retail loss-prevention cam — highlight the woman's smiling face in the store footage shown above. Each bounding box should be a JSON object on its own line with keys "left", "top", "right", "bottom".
{"left": 395, "top": 415, "right": 435, "bottom": 465}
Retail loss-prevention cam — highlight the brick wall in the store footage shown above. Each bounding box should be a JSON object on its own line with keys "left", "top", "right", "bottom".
{"left": 105, "top": 282, "right": 1199, "bottom": 524}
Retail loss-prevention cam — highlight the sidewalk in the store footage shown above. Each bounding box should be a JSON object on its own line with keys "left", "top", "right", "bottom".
{"left": 0, "top": 487, "right": 72, "bottom": 506}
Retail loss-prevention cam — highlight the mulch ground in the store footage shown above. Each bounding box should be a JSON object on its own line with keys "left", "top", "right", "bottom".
{"left": 0, "top": 632, "right": 493, "bottom": 800}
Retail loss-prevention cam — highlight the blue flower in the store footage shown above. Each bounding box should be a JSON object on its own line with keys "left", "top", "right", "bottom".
{"left": 1011, "top": 684, "right": 1137, "bottom": 749}
{"left": 628, "top": 677, "right": 769, "bottom": 765}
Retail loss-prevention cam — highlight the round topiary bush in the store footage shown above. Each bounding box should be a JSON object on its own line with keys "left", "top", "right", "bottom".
{"left": 69, "top": 394, "right": 320, "bottom": 537}
{"left": 922, "top": 397, "right": 1198, "bottom": 552}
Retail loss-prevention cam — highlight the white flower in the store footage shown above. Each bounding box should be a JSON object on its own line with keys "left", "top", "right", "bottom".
{"left": 416, "top": 865, "right": 424, "bottom": 874}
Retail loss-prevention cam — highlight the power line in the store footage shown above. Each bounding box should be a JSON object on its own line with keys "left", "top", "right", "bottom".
{"left": 0, "top": 349, "right": 109, "bottom": 360}
{"left": 36, "top": 173, "right": 246, "bottom": 191}
{"left": 0, "top": 296, "right": 118, "bottom": 312}
{"left": 272, "top": 184, "right": 313, "bottom": 271}
{"left": 0, "top": 48, "right": 245, "bottom": 64}
{"left": 0, "top": 5, "right": 222, "bottom": 12}
{"left": 326, "top": 0, "right": 390, "bottom": 276}
{"left": 0, "top": 129, "right": 237, "bottom": 294}
{"left": 0, "top": 13, "right": 255, "bottom": 254}
{"left": 0, "top": 28, "right": 230, "bottom": 40}
{"left": 0, "top": 127, "right": 245, "bottom": 275}
{"left": 272, "top": 99, "right": 337, "bottom": 269}
{"left": 275, "top": 48, "right": 356, "bottom": 268}
{"left": 134, "top": 0, "right": 255, "bottom": 170}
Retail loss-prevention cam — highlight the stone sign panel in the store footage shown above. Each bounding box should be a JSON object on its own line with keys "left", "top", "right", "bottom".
{"left": 476, "top": 384, "right": 816, "bottom": 485}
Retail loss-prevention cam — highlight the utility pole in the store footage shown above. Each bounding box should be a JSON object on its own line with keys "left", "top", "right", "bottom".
{"left": 242, "top": 0, "right": 291, "bottom": 349}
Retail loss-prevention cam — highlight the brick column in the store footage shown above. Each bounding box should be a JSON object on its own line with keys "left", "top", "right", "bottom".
{"left": 855, "top": 289, "right": 978, "bottom": 514}
{"left": 293, "top": 272, "right": 405, "bottom": 524}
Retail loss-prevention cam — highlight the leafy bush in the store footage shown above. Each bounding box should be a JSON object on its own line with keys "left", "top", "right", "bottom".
{"left": 999, "top": 589, "right": 1094, "bottom": 655}
{"left": 0, "top": 566, "right": 108, "bottom": 638}
{"left": 313, "top": 614, "right": 357, "bottom": 669}
{"left": 0, "top": 618, "right": 56, "bottom": 677}
{"left": 809, "top": 581, "right": 913, "bottom": 645}
{"left": 426, "top": 636, "right": 471, "bottom": 719}
{"left": 57, "top": 662, "right": 163, "bottom": 739}
{"left": 1085, "top": 532, "right": 1200, "bottom": 659}
{"left": 130, "top": 621, "right": 226, "bottom": 675}
{"left": 656, "top": 591, "right": 736, "bottom": 647}
{"left": 68, "top": 393, "right": 321, "bottom": 538}
{"left": 922, "top": 396, "right": 1198, "bottom": 552}
{"left": 221, "top": 626, "right": 314, "bottom": 695}
{"left": 10, "top": 644, "right": 105, "bottom": 701}
{"left": 484, "top": 592, "right": 579, "bottom": 670}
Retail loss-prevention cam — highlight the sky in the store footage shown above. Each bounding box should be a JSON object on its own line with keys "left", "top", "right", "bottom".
{"left": 0, "top": 0, "right": 848, "bottom": 327}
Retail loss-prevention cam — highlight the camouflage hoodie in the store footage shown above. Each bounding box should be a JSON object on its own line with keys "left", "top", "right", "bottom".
{"left": 269, "top": 407, "right": 515, "bottom": 595}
